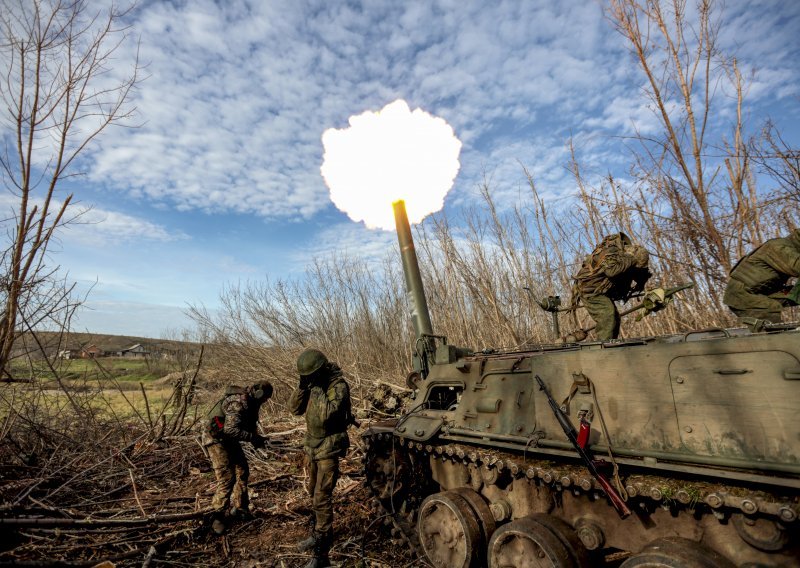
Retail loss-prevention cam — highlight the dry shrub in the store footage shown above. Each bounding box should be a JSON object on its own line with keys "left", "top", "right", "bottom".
{"left": 189, "top": 2, "right": 798, "bottom": 392}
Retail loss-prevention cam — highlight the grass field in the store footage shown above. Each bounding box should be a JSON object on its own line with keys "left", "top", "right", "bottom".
{"left": 9, "top": 356, "right": 181, "bottom": 384}
{"left": 1, "top": 355, "right": 195, "bottom": 425}
{"left": 0, "top": 381, "right": 180, "bottom": 422}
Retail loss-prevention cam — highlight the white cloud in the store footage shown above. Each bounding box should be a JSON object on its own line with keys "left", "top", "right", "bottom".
{"left": 84, "top": 0, "right": 624, "bottom": 221}
{"left": 61, "top": 207, "right": 188, "bottom": 246}
{"left": 5, "top": 1, "right": 796, "bottom": 228}
{"left": 0, "top": 193, "right": 182, "bottom": 247}
{"left": 584, "top": 94, "right": 666, "bottom": 136}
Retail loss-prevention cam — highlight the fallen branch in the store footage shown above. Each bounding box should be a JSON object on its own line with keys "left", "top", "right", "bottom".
{"left": 0, "top": 508, "right": 211, "bottom": 527}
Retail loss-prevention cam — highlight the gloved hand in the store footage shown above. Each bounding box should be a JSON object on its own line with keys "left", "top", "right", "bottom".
{"left": 636, "top": 287, "right": 669, "bottom": 321}
{"left": 252, "top": 435, "right": 266, "bottom": 449}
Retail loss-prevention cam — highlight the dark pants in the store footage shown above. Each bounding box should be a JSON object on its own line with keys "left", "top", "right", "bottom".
{"left": 307, "top": 457, "right": 339, "bottom": 533}
{"left": 207, "top": 440, "right": 249, "bottom": 512}
{"left": 582, "top": 294, "right": 620, "bottom": 339}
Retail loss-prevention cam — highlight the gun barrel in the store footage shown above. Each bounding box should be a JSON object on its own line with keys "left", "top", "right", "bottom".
{"left": 393, "top": 200, "right": 433, "bottom": 340}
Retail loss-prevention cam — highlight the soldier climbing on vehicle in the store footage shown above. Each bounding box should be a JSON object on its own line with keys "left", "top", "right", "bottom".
{"left": 201, "top": 381, "right": 273, "bottom": 535}
{"left": 572, "top": 232, "right": 652, "bottom": 340}
{"left": 723, "top": 228, "right": 800, "bottom": 326}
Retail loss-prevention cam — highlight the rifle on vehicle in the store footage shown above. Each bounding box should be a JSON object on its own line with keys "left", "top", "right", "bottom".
{"left": 535, "top": 374, "right": 631, "bottom": 518}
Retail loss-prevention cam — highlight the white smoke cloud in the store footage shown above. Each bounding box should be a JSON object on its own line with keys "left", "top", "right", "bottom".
{"left": 321, "top": 99, "right": 462, "bottom": 230}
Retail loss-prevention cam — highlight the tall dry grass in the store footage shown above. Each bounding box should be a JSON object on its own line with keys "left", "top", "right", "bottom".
{"left": 190, "top": 153, "right": 798, "bottom": 406}
{"left": 193, "top": 0, "right": 800, "bottom": 404}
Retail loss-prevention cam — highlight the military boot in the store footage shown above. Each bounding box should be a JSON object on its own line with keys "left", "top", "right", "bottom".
{"left": 296, "top": 515, "right": 317, "bottom": 552}
{"left": 302, "top": 531, "right": 331, "bottom": 568}
{"left": 296, "top": 531, "right": 318, "bottom": 553}
{"left": 229, "top": 506, "right": 254, "bottom": 522}
{"left": 210, "top": 512, "right": 226, "bottom": 536}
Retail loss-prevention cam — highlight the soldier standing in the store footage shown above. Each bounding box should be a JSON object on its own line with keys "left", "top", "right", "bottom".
{"left": 573, "top": 232, "right": 651, "bottom": 339}
{"left": 202, "top": 381, "right": 272, "bottom": 535}
{"left": 723, "top": 229, "right": 800, "bottom": 323}
{"left": 290, "top": 348, "right": 353, "bottom": 568}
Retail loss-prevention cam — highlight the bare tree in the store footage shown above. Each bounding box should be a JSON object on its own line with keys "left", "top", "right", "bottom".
{"left": 598, "top": 0, "right": 798, "bottom": 309}
{"left": 191, "top": 0, "right": 800, "bottom": 385}
{"left": 0, "top": 0, "right": 141, "bottom": 377}
{"left": 753, "top": 120, "right": 800, "bottom": 207}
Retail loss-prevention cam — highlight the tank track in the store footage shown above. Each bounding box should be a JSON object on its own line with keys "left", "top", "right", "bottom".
{"left": 363, "top": 427, "right": 800, "bottom": 564}
{"left": 363, "top": 428, "right": 428, "bottom": 562}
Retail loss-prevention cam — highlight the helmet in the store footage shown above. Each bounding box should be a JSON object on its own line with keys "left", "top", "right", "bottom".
{"left": 250, "top": 381, "right": 273, "bottom": 401}
{"left": 628, "top": 244, "right": 649, "bottom": 268}
{"left": 297, "top": 348, "right": 328, "bottom": 376}
{"left": 600, "top": 232, "right": 631, "bottom": 249}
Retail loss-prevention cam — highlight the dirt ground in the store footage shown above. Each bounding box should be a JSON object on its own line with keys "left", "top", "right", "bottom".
{"left": 0, "top": 419, "right": 420, "bottom": 568}
{"left": 193, "top": 445, "right": 418, "bottom": 568}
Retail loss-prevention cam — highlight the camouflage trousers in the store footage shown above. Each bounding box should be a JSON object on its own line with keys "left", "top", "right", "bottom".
{"left": 306, "top": 457, "right": 339, "bottom": 534}
{"left": 582, "top": 294, "right": 620, "bottom": 340}
{"left": 207, "top": 440, "right": 250, "bottom": 512}
{"left": 723, "top": 279, "right": 794, "bottom": 323}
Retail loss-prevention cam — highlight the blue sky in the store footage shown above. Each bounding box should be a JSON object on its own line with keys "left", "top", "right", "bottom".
{"left": 24, "top": 0, "right": 800, "bottom": 338}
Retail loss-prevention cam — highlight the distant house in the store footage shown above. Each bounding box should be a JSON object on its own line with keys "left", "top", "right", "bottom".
{"left": 59, "top": 344, "right": 104, "bottom": 359}
{"left": 58, "top": 349, "right": 75, "bottom": 360}
{"left": 80, "top": 344, "right": 102, "bottom": 359}
{"left": 119, "top": 344, "right": 150, "bottom": 358}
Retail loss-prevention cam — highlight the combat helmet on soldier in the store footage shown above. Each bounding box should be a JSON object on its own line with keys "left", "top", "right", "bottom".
{"left": 627, "top": 242, "right": 649, "bottom": 269}
{"left": 250, "top": 381, "right": 273, "bottom": 401}
{"left": 297, "top": 348, "right": 328, "bottom": 377}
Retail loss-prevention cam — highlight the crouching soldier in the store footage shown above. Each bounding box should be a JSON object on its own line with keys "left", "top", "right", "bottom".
{"left": 724, "top": 229, "right": 800, "bottom": 324}
{"left": 573, "top": 232, "right": 651, "bottom": 339}
{"left": 202, "top": 381, "right": 273, "bottom": 535}
{"left": 290, "top": 349, "right": 353, "bottom": 568}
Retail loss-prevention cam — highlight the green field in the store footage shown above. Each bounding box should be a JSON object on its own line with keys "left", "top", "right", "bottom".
{"left": 0, "top": 381, "right": 179, "bottom": 422}
{"left": 9, "top": 356, "right": 181, "bottom": 384}
{"left": 1, "top": 355, "right": 194, "bottom": 424}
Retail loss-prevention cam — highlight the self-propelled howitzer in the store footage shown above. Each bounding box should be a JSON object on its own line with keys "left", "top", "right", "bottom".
{"left": 363, "top": 205, "right": 800, "bottom": 567}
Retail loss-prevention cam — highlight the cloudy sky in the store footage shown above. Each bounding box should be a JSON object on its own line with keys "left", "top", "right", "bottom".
{"left": 7, "top": 0, "right": 799, "bottom": 338}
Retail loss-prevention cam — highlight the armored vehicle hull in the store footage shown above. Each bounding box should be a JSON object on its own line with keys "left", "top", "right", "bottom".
{"left": 364, "top": 326, "right": 800, "bottom": 567}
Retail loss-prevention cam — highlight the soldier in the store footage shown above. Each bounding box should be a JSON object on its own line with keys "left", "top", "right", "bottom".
{"left": 202, "top": 381, "right": 273, "bottom": 535}
{"left": 290, "top": 348, "right": 353, "bottom": 568}
{"left": 723, "top": 229, "right": 800, "bottom": 323}
{"left": 573, "top": 232, "right": 651, "bottom": 340}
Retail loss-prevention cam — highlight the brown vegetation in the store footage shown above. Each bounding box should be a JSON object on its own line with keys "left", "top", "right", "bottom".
{"left": 190, "top": 0, "right": 798, "bottom": 390}
{"left": 0, "top": 372, "right": 407, "bottom": 566}
{"left": 2, "top": 1, "right": 799, "bottom": 566}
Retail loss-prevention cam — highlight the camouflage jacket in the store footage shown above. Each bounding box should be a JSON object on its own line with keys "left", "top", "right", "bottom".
{"left": 289, "top": 363, "right": 352, "bottom": 460}
{"left": 729, "top": 231, "right": 800, "bottom": 295}
{"left": 202, "top": 386, "right": 262, "bottom": 446}
{"left": 574, "top": 235, "right": 651, "bottom": 300}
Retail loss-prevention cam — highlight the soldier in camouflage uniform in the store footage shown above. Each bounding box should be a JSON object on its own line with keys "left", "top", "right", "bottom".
{"left": 723, "top": 229, "right": 800, "bottom": 323}
{"left": 290, "top": 349, "right": 353, "bottom": 568}
{"left": 573, "top": 232, "right": 651, "bottom": 340}
{"left": 202, "top": 382, "right": 272, "bottom": 534}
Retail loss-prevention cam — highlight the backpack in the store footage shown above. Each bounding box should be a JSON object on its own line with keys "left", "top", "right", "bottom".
{"left": 206, "top": 386, "right": 246, "bottom": 439}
